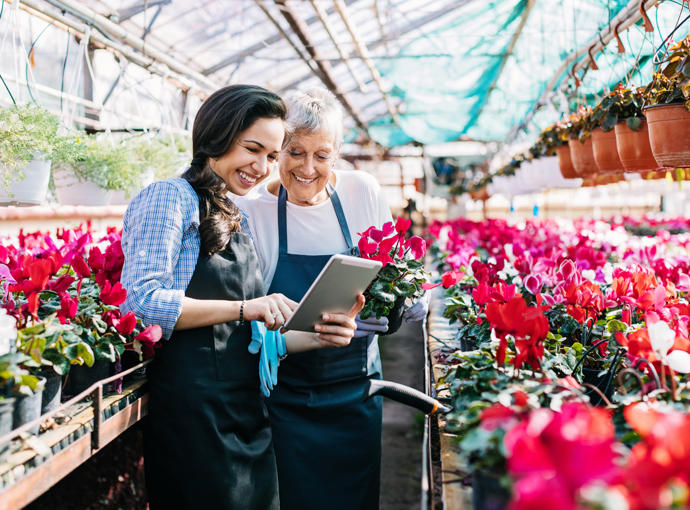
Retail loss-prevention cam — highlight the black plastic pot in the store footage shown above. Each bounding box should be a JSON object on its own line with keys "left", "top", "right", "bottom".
{"left": 120, "top": 351, "right": 146, "bottom": 382}
{"left": 0, "top": 397, "right": 15, "bottom": 463}
{"left": 472, "top": 469, "right": 510, "bottom": 510}
{"left": 380, "top": 297, "right": 406, "bottom": 336}
{"left": 12, "top": 378, "right": 45, "bottom": 436}
{"left": 583, "top": 367, "right": 615, "bottom": 406}
{"left": 63, "top": 361, "right": 111, "bottom": 399}
{"left": 38, "top": 369, "right": 62, "bottom": 415}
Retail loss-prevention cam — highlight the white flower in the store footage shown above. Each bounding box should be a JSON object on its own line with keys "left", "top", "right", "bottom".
{"left": 667, "top": 350, "right": 690, "bottom": 374}
{"left": 581, "top": 269, "right": 597, "bottom": 282}
{"left": 0, "top": 309, "right": 17, "bottom": 357}
{"left": 648, "top": 320, "right": 675, "bottom": 363}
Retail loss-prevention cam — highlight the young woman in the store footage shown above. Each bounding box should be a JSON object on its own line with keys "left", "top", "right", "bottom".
{"left": 120, "top": 84, "right": 361, "bottom": 510}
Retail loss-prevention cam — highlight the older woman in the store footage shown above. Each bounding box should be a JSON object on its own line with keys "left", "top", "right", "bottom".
{"left": 236, "top": 88, "right": 427, "bottom": 510}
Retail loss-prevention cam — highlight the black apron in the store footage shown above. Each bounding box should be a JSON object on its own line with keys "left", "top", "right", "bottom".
{"left": 266, "top": 184, "right": 383, "bottom": 510}
{"left": 144, "top": 231, "right": 279, "bottom": 510}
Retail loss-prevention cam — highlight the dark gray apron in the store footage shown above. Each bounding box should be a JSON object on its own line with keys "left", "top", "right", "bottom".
{"left": 266, "top": 184, "right": 383, "bottom": 510}
{"left": 144, "top": 232, "right": 279, "bottom": 510}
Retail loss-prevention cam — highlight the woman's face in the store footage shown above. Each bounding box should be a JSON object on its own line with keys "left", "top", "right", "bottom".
{"left": 279, "top": 130, "right": 339, "bottom": 206}
{"left": 210, "top": 117, "right": 284, "bottom": 196}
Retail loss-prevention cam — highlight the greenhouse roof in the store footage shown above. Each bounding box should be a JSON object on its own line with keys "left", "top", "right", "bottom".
{"left": 4, "top": 0, "right": 690, "bottom": 148}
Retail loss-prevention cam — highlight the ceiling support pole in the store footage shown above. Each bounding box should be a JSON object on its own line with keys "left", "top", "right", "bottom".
{"left": 270, "top": 0, "right": 371, "bottom": 139}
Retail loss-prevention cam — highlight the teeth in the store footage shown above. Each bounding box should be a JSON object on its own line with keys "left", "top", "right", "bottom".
{"left": 294, "top": 174, "right": 315, "bottom": 184}
{"left": 238, "top": 171, "right": 257, "bottom": 184}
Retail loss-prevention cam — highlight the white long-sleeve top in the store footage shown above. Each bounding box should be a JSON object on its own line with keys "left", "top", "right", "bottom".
{"left": 234, "top": 170, "right": 393, "bottom": 290}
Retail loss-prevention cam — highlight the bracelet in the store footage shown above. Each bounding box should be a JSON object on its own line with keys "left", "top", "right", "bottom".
{"left": 239, "top": 300, "right": 246, "bottom": 324}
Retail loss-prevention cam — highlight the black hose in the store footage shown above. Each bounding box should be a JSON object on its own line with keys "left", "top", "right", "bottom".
{"left": 363, "top": 379, "right": 452, "bottom": 415}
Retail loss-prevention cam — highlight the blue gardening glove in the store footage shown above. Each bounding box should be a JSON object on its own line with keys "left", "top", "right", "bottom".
{"left": 354, "top": 314, "right": 389, "bottom": 338}
{"left": 403, "top": 292, "right": 431, "bottom": 323}
{"left": 249, "top": 321, "right": 285, "bottom": 397}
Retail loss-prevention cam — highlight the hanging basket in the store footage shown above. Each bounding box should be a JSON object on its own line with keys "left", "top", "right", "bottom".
{"left": 53, "top": 163, "right": 113, "bottom": 206}
{"left": 614, "top": 119, "right": 659, "bottom": 172}
{"left": 569, "top": 138, "right": 598, "bottom": 177}
{"left": 556, "top": 144, "right": 577, "bottom": 179}
{"left": 645, "top": 104, "right": 690, "bottom": 168}
{"left": 591, "top": 128, "right": 624, "bottom": 174}
{"left": 0, "top": 152, "right": 51, "bottom": 207}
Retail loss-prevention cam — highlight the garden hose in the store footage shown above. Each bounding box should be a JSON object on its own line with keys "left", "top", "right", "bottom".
{"left": 363, "top": 379, "right": 452, "bottom": 415}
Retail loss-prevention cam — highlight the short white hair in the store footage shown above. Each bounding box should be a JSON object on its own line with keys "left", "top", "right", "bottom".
{"left": 285, "top": 87, "right": 343, "bottom": 148}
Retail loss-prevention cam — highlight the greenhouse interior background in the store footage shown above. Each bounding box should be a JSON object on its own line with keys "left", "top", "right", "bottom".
{"left": 2, "top": 0, "right": 690, "bottom": 509}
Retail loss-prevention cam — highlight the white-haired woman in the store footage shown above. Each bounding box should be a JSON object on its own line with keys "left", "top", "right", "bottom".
{"left": 235, "top": 88, "right": 428, "bottom": 510}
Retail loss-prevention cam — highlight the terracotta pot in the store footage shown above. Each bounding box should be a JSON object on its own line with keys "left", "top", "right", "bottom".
{"left": 556, "top": 144, "right": 577, "bottom": 179}
{"left": 614, "top": 119, "right": 659, "bottom": 172}
{"left": 569, "top": 138, "right": 598, "bottom": 177}
{"left": 645, "top": 104, "right": 690, "bottom": 168}
{"left": 592, "top": 128, "right": 625, "bottom": 173}
{"left": 469, "top": 188, "right": 490, "bottom": 201}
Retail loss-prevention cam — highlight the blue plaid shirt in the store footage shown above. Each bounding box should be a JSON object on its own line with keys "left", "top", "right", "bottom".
{"left": 120, "top": 178, "right": 252, "bottom": 339}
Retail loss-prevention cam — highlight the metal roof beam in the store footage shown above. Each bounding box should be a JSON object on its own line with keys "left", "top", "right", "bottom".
{"left": 269, "top": 0, "right": 371, "bottom": 139}
{"left": 332, "top": 0, "right": 399, "bottom": 123}
{"left": 202, "top": 0, "right": 360, "bottom": 76}
{"left": 463, "top": 0, "right": 536, "bottom": 132}
{"left": 277, "top": 0, "right": 475, "bottom": 92}
{"left": 117, "top": 0, "right": 171, "bottom": 23}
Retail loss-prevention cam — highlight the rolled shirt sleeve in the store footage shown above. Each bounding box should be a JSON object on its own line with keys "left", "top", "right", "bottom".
{"left": 120, "top": 180, "right": 200, "bottom": 339}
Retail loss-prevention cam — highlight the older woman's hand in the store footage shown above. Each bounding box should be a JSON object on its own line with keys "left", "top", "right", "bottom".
{"left": 313, "top": 295, "right": 365, "bottom": 347}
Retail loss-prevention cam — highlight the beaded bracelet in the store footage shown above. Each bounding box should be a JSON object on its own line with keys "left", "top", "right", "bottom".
{"left": 240, "top": 300, "right": 246, "bottom": 324}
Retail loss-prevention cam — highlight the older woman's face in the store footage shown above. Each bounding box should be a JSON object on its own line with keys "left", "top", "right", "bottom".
{"left": 279, "top": 130, "right": 338, "bottom": 206}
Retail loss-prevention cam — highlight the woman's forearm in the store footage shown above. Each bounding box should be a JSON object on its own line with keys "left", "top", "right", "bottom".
{"left": 174, "top": 297, "right": 241, "bottom": 331}
{"left": 284, "top": 331, "right": 328, "bottom": 353}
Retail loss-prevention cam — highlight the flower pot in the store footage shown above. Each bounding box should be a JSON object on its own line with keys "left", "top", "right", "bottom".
{"left": 472, "top": 469, "right": 510, "bottom": 510}
{"left": 0, "top": 152, "right": 52, "bottom": 207}
{"left": 569, "top": 138, "right": 598, "bottom": 177}
{"left": 379, "top": 297, "right": 406, "bottom": 337}
{"left": 556, "top": 144, "right": 577, "bottom": 179}
{"left": 38, "top": 369, "right": 62, "bottom": 415}
{"left": 591, "top": 128, "right": 624, "bottom": 174}
{"left": 62, "top": 361, "right": 111, "bottom": 399}
{"left": 12, "top": 378, "right": 45, "bottom": 435}
{"left": 645, "top": 103, "right": 690, "bottom": 168}
{"left": 469, "top": 188, "right": 490, "bottom": 201}
{"left": 615, "top": 119, "right": 659, "bottom": 172}
{"left": 121, "top": 350, "right": 147, "bottom": 382}
{"left": 583, "top": 367, "right": 615, "bottom": 407}
{"left": 0, "top": 398, "right": 15, "bottom": 463}
{"left": 53, "top": 163, "right": 113, "bottom": 206}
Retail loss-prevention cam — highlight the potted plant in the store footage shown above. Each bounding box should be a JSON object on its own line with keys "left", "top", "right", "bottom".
{"left": 52, "top": 135, "right": 138, "bottom": 207}
{"left": 590, "top": 85, "right": 641, "bottom": 173}
{"left": 357, "top": 218, "right": 429, "bottom": 335}
{"left": 566, "top": 107, "right": 598, "bottom": 177}
{"left": 643, "top": 35, "right": 690, "bottom": 168}
{"left": 0, "top": 104, "right": 82, "bottom": 206}
{"left": 0, "top": 352, "right": 44, "bottom": 436}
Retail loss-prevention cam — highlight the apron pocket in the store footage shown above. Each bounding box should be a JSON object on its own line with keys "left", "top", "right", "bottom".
{"left": 213, "top": 321, "right": 261, "bottom": 382}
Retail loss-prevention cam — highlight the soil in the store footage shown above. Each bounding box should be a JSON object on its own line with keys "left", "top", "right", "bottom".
{"left": 25, "top": 320, "right": 426, "bottom": 510}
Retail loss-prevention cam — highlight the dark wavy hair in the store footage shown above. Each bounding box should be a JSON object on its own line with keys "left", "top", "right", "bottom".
{"left": 182, "top": 84, "right": 287, "bottom": 256}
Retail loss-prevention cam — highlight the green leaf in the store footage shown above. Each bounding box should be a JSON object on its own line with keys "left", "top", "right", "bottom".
{"left": 94, "top": 342, "right": 117, "bottom": 363}
{"left": 607, "top": 320, "right": 627, "bottom": 334}
{"left": 393, "top": 280, "right": 417, "bottom": 298}
{"left": 42, "top": 349, "right": 70, "bottom": 375}
{"left": 92, "top": 318, "right": 108, "bottom": 334}
{"left": 601, "top": 113, "right": 618, "bottom": 132}
{"left": 370, "top": 280, "right": 396, "bottom": 303}
{"left": 626, "top": 117, "right": 642, "bottom": 132}
{"left": 65, "top": 342, "right": 95, "bottom": 367}
{"left": 407, "top": 260, "right": 423, "bottom": 270}
{"left": 378, "top": 265, "right": 400, "bottom": 282}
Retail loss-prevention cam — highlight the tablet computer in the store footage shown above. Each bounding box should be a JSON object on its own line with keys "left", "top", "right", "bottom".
{"left": 283, "top": 254, "right": 383, "bottom": 332}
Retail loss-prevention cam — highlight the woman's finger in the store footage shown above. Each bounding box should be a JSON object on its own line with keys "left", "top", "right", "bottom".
{"left": 276, "top": 300, "right": 293, "bottom": 322}
{"left": 320, "top": 312, "right": 357, "bottom": 330}
{"left": 347, "top": 295, "right": 366, "bottom": 318}
{"left": 272, "top": 293, "right": 299, "bottom": 311}
{"left": 315, "top": 332, "right": 353, "bottom": 348}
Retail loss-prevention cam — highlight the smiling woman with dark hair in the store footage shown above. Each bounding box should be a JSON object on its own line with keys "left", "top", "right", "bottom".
{"left": 120, "top": 84, "right": 361, "bottom": 510}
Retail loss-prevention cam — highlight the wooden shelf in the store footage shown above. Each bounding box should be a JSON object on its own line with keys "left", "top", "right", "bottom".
{"left": 0, "top": 379, "right": 148, "bottom": 510}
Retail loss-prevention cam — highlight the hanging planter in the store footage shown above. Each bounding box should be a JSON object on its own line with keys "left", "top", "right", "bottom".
{"left": 53, "top": 162, "right": 114, "bottom": 206}
{"left": 556, "top": 145, "right": 577, "bottom": 179}
{"left": 569, "top": 138, "right": 598, "bottom": 177}
{"left": 614, "top": 119, "right": 659, "bottom": 172}
{"left": 0, "top": 152, "right": 51, "bottom": 206}
{"left": 645, "top": 104, "right": 690, "bottom": 169}
{"left": 591, "top": 128, "right": 624, "bottom": 173}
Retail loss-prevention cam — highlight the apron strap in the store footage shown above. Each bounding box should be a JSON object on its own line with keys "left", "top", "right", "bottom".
{"left": 326, "top": 183, "right": 356, "bottom": 251}
{"left": 277, "top": 183, "right": 356, "bottom": 254}
{"left": 278, "top": 185, "right": 289, "bottom": 255}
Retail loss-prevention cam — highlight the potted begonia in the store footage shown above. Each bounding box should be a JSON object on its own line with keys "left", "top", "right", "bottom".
{"left": 357, "top": 218, "right": 429, "bottom": 334}
{"left": 566, "top": 107, "right": 598, "bottom": 177}
{"left": 643, "top": 35, "right": 690, "bottom": 168}
{"left": 0, "top": 104, "right": 82, "bottom": 206}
